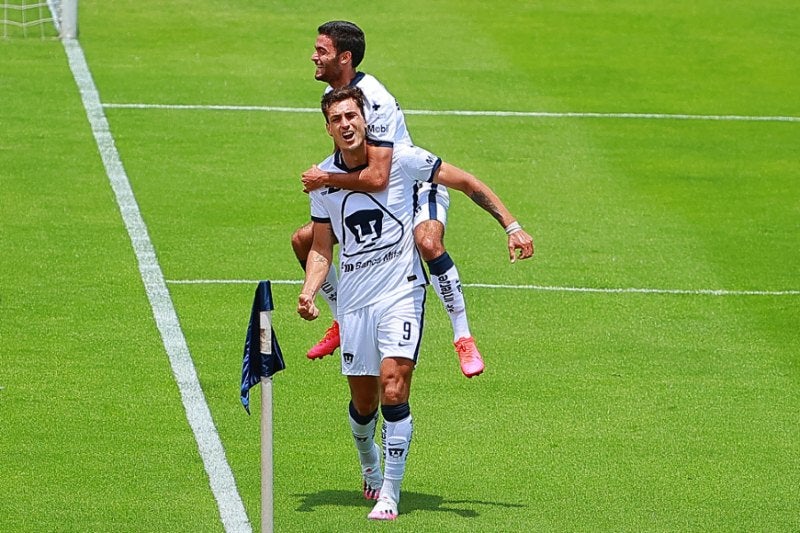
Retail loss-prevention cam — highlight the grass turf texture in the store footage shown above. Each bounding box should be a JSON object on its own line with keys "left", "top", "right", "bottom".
{"left": 2, "top": 1, "right": 798, "bottom": 531}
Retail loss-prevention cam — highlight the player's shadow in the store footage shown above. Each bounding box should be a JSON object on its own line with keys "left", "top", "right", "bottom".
{"left": 294, "top": 489, "right": 525, "bottom": 518}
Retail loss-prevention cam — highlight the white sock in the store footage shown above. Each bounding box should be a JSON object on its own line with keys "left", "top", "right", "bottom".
{"left": 427, "top": 253, "right": 470, "bottom": 341}
{"left": 319, "top": 267, "right": 339, "bottom": 321}
{"left": 348, "top": 403, "right": 379, "bottom": 468}
{"left": 380, "top": 404, "right": 413, "bottom": 504}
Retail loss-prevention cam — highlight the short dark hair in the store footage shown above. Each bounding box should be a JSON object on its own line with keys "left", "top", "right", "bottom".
{"left": 321, "top": 86, "right": 366, "bottom": 123}
{"left": 318, "top": 20, "right": 366, "bottom": 68}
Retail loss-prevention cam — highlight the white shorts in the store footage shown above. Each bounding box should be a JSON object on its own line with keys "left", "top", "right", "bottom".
{"left": 339, "top": 286, "right": 426, "bottom": 376}
{"left": 409, "top": 145, "right": 449, "bottom": 228}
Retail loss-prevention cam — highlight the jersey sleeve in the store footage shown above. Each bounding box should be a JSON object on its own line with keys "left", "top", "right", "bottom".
{"left": 309, "top": 190, "right": 329, "bottom": 222}
{"left": 360, "top": 79, "right": 401, "bottom": 147}
{"left": 309, "top": 155, "right": 338, "bottom": 222}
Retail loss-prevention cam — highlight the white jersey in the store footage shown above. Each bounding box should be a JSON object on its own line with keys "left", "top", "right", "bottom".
{"left": 310, "top": 145, "right": 442, "bottom": 313}
{"left": 324, "top": 72, "right": 413, "bottom": 148}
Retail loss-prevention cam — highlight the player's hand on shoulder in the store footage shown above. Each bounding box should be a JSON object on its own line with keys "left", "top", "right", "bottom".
{"left": 302, "top": 165, "right": 327, "bottom": 193}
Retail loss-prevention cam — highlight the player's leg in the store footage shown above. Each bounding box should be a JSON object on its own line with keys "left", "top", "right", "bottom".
{"left": 369, "top": 288, "right": 422, "bottom": 521}
{"left": 292, "top": 221, "right": 340, "bottom": 359}
{"left": 342, "top": 307, "right": 384, "bottom": 501}
{"left": 413, "top": 180, "right": 484, "bottom": 377}
{"left": 371, "top": 360, "right": 414, "bottom": 519}
{"left": 347, "top": 376, "right": 382, "bottom": 500}
{"left": 414, "top": 219, "right": 473, "bottom": 336}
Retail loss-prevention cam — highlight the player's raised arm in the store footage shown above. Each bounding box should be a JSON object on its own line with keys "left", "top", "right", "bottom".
{"left": 432, "top": 162, "right": 534, "bottom": 263}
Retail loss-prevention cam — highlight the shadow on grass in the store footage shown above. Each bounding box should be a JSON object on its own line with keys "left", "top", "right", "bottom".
{"left": 294, "top": 489, "right": 525, "bottom": 518}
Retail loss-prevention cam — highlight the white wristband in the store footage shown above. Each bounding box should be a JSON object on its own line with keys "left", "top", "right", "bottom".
{"left": 504, "top": 221, "right": 523, "bottom": 235}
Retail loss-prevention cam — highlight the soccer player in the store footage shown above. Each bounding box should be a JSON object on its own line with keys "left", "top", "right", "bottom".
{"left": 297, "top": 85, "right": 528, "bottom": 521}
{"left": 293, "top": 20, "right": 534, "bottom": 377}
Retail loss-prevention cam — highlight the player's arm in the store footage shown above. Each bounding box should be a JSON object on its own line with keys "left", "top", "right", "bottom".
{"left": 302, "top": 144, "right": 392, "bottom": 193}
{"left": 298, "top": 221, "right": 335, "bottom": 320}
{"left": 432, "top": 162, "right": 535, "bottom": 262}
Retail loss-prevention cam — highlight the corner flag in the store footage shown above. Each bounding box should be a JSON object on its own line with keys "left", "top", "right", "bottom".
{"left": 239, "top": 280, "right": 285, "bottom": 533}
{"left": 240, "top": 280, "right": 286, "bottom": 414}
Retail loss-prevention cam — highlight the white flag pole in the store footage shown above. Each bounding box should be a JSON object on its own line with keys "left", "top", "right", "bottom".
{"left": 259, "top": 311, "right": 274, "bottom": 533}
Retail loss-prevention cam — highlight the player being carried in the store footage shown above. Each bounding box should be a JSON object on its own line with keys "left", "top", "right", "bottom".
{"left": 293, "top": 20, "right": 533, "bottom": 377}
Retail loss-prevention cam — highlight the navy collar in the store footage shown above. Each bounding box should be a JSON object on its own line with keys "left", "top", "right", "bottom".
{"left": 333, "top": 150, "right": 368, "bottom": 173}
{"left": 348, "top": 72, "right": 366, "bottom": 87}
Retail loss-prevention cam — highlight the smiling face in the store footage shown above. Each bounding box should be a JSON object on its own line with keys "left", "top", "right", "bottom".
{"left": 312, "top": 34, "right": 349, "bottom": 87}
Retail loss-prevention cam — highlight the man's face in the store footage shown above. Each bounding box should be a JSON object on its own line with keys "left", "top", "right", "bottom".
{"left": 325, "top": 98, "right": 366, "bottom": 152}
{"left": 312, "top": 34, "right": 343, "bottom": 83}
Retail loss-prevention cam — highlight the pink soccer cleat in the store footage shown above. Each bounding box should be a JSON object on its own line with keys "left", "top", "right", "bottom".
{"left": 362, "top": 468, "right": 382, "bottom": 501}
{"left": 362, "top": 444, "right": 383, "bottom": 500}
{"left": 306, "top": 321, "right": 340, "bottom": 360}
{"left": 367, "top": 496, "right": 398, "bottom": 521}
{"left": 454, "top": 336, "right": 485, "bottom": 378}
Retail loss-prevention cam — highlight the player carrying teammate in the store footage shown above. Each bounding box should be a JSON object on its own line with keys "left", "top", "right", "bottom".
{"left": 298, "top": 85, "right": 530, "bottom": 520}
{"left": 293, "top": 21, "right": 533, "bottom": 377}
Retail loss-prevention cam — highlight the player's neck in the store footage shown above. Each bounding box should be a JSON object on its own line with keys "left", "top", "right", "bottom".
{"left": 339, "top": 146, "right": 367, "bottom": 169}
{"left": 328, "top": 69, "right": 358, "bottom": 90}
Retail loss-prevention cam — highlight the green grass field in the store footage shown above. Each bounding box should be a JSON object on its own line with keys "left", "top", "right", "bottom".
{"left": 2, "top": 1, "right": 799, "bottom": 531}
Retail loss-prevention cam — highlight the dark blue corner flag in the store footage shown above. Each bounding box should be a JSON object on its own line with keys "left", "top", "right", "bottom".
{"left": 240, "top": 280, "right": 286, "bottom": 414}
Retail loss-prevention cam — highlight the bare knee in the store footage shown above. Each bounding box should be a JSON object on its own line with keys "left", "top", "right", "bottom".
{"left": 291, "top": 222, "right": 313, "bottom": 261}
{"left": 352, "top": 396, "right": 379, "bottom": 416}
{"left": 414, "top": 221, "right": 446, "bottom": 261}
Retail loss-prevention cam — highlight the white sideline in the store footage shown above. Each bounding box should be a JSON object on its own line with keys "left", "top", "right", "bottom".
{"left": 60, "top": 39, "right": 252, "bottom": 533}
{"left": 102, "top": 102, "right": 800, "bottom": 123}
{"left": 166, "top": 279, "right": 800, "bottom": 296}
